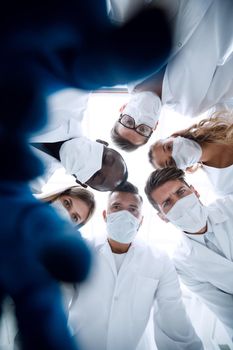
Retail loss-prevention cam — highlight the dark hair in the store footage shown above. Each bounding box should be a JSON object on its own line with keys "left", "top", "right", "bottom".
{"left": 110, "top": 181, "right": 143, "bottom": 203}
{"left": 110, "top": 122, "right": 145, "bottom": 152}
{"left": 61, "top": 187, "right": 96, "bottom": 225}
{"left": 145, "top": 167, "right": 187, "bottom": 210}
{"left": 148, "top": 146, "right": 154, "bottom": 167}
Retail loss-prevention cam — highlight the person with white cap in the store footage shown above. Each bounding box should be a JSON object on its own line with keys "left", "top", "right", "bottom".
{"left": 68, "top": 181, "right": 203, "bottom": 350}
{"left": 111, "top": 91, "right": 161, "bottom": 151}
{"left": 31, "top": 137, "right": 128, "bottom": 192}
{"left": 148, "top": 111, "right": 233, "bottom": 197}
{"left": 110, "top": 0, "right": 233, "bottom": 152}
{"left": 145, "top": 167, "right": 233, "bottom": 342}
{"left": 30, "top": 88, "right": 128, "bottom": 192}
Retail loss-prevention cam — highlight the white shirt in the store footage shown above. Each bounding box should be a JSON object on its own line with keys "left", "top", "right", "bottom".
{"left": 113, "top": 252, "right": 126, "bottom": 273}
{"left": 68, "top": 237, "right": 203, "bottom": 350}
{"left": 173, "top": 195, "right": 233, "bottom": 339}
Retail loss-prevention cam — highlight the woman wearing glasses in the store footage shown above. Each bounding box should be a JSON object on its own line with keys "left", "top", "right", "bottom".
{"left": 111, "top": 91, "right": 161, "bottom": 151}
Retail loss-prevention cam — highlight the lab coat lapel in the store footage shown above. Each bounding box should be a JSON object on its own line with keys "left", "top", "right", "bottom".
{"left": 117, "top": 243, "right": 136, "bottom": 277}
{"left": 100, "top": 241, "right": 117, "bottom": 278}
{"left": 187, "top": 239, "right": 233, "bottom": 293}
{"left": 212, "top": 223, "right": 232, "bottom": 261}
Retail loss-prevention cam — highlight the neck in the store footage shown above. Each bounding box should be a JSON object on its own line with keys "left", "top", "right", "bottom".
{"left": 201, "top": 143, "right": 233, "bottom": 168}
{"left": 108, "top": 238, "right": 131, "bottom": 254}
{"left": 186, "top": 224, "right": 207, "bottom": 235}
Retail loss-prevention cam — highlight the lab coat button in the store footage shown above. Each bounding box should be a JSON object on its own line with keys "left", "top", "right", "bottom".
{"left": 114, "top": 296, "right": 118, "bottom": 301}
{"left": 178, "top": 42, "right": 182, "bottom": 47}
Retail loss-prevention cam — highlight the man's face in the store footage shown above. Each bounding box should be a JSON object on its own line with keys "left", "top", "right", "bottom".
{"left": 150, "top": 179, "right": 194, "bottom": 215}
{"left": 150, "top": 137, "right": 176, "bottom": 168}
{"left": 86, "top": 147, "right": 127, "bottom": 191}
{"left": 105, "top": 191, "right": 142, "bottom": 220}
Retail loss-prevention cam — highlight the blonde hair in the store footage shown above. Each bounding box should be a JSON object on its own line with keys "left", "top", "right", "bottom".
{"left": 42, "top": 186, "right": 96, "bottom": 226}
{"left": 172, "top": 110, "right": 233, "bottom": 146}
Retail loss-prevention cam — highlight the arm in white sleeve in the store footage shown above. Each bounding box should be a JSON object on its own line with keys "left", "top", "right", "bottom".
{"left": 29, "top": 146, "right": 63, "bottom": 193}
{"left": 153, "top": 255, "right": 203, "bottom": 350}
{"left": 178, "top": 272, "right": 233, "bottom": 339}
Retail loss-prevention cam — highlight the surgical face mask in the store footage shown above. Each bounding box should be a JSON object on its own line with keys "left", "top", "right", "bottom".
{"left": 123, "top": 92, "right": 161, "bottom": 128}
{"left": 51, "top": 200, "right": 71, "bottom": 224}
{"left": 165, "top": 193, "right": 208, "bottom": 233}
{"left": 172, "top": 136, "right": 202, "bottom": 169}
{"left": 106, "top": 210, "right": 140, "bottom": 244}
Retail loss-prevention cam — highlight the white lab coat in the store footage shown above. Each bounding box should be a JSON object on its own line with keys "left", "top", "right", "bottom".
{"left": 173, "top": 196, "right": 233, "bottom": 340}
{"left": 30, "top": 88, "right": 90, "bottom": 192}
{"left": 31, "top": 88, "right": 90, "bottom": 142}
{"left": 110, "top": 0, "right": 233, "bottom": 117}
{"left": 68, "top": 236, "right": 203, "bottom": 350}
{"left": 163, "top": 0, "right": 233, "bottom": 117}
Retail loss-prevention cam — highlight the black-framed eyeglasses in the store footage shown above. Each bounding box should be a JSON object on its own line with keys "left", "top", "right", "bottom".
{"left": 118, "top": 114, "right": 153, "bottom": 138}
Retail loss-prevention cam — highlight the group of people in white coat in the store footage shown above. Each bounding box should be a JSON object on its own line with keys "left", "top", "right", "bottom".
{"left": 7, "top": 0, "right": 232, "bottom": 349}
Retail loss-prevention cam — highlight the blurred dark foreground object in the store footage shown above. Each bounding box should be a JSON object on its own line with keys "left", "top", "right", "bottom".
{"left": 0, "top": 1, "right": 171, "bottom": 349}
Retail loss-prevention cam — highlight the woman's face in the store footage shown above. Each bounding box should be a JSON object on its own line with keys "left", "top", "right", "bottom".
{"left": 59, "top": 195, "right": 90, "bottom": 226}
{"left": 150, "top": 137, "right": 176, "bottom": 169}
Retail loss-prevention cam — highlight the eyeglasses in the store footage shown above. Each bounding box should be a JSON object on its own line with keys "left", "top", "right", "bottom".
{"left": 118, "top": 114, "right": 153, "bottom": 138}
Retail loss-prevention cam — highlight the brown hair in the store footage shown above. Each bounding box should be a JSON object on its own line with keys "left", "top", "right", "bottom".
{"left": 145, "top": 167, "right": 187, "bottom": 211}
{"left": 172, "top": 111, "right": 233, "bottom": 145}
{"left": 110, "top": 122, "right": 146, "bottom": 152}
{"left": 42, "top": 186, "right": 96, "bottom": 226}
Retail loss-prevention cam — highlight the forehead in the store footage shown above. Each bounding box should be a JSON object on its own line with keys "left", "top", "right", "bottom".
{"left": 151, "top": 179, "right": 186, "bottom": 203}
{"left": 108, "top": 191, "right": 142, "bottom": 206}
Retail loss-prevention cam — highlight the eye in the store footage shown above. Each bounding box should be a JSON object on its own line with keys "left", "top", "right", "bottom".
{"left": 138, "top": 125, "right": 146, "bottom": 133}
{"left": 71, "top": 214, "right": 79, "bottom": 223}
{"left": 167, "top": 143, "right": 173, "bottom": 152}
{"left": 177, "top": 188, "right": 186, "bottom": 197}
{"left": 112, "top": 204, "right": 120, "bottom": 210}
{"left": 63, "top": 199, "right": 71, "bottom": 209}
{"left": 129, "top": 207, "right": 136, "bottom": 213}
{"left": 162, "top": 199, "right": 171, "bottom": 209}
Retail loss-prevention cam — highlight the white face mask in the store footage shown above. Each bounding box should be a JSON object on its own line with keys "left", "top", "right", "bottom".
{"left": 123, "top": 92, "right": 161, "bottom": 128}
{"left": 106, "top": 210, "right": 140, "bottom": 244}
{"left": 171, "top": 136, "right": 202, "bottom": 169}
{"left": 165, "top": 193, "right": 208, "bottom": 233}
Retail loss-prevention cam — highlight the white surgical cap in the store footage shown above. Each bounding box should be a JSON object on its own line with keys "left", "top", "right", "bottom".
{"left": 123, "top": 91, "right": 161, "bottom": 128}
{"left": 59, "top": 137, "right": 104, "bottom": 183}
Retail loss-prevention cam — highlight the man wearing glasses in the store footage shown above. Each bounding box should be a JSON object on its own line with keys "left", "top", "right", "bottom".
{"left": 111, "top": 91, "right": 161, "bottom": 151}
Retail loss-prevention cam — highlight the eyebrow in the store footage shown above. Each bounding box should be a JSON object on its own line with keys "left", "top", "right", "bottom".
{"left": 110, "top": 201, "right": 121, "bottom": 206}
{"left": 161, "top": 186, "right": 186, "bottom": 206}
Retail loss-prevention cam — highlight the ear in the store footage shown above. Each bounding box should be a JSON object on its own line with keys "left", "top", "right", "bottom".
{"left": 102, "top": 210, "right": 107, "bottom": 222}
{"left": 119, "top": 103, "right": 127, "bottom": 113}
{"left": 157, "top": 211, "right": 169, "bottom": 223}
{"left": 96, "top": 139, "right": 109, "bottom": 147}
{"left": 190, "top": 185, "right": 200, "bottom": 198}
{"left": 153, "top": 121, "right": 159, "bottom": 131}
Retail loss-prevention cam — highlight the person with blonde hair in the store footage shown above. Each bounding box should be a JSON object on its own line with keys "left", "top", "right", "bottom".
{"left": 149, "top": 111, "right": 233, "bottom": 196}
{"left": 35, "top": 184, "right": 96, "bottom": 227}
